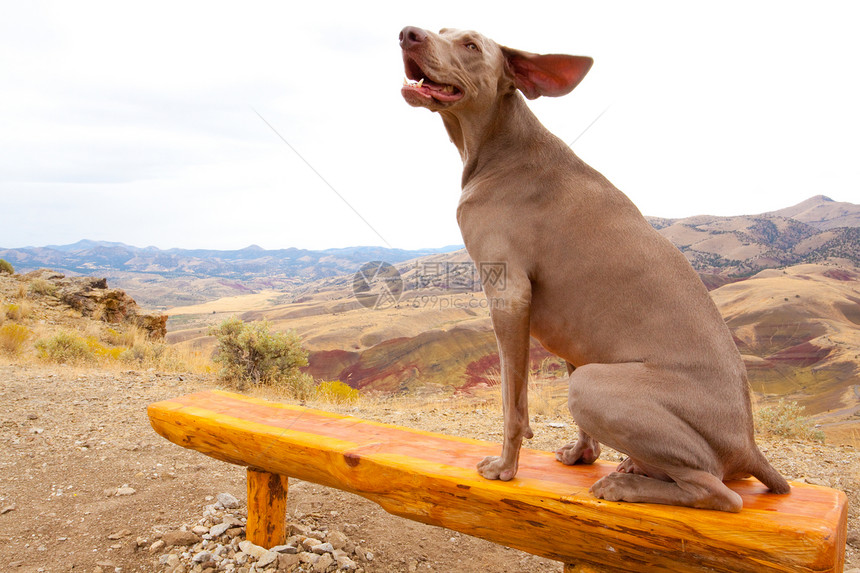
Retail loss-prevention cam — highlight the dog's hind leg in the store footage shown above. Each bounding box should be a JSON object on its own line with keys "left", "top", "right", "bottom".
{"left": 566, "top": 362, "right": 745, "bottom": 512}
{"left": 557, "top": 361, "right": 602, "bottom": 465}
{"left": 590, "top": 467, "right": 743, "bottom": 512}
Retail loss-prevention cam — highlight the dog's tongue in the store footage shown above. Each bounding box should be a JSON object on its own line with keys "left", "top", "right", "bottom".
{"left": 402, "top": 77, "right": 462, "bottom": 102}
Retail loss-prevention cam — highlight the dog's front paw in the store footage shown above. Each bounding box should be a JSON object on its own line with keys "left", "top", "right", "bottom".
{"left": 477, "top": 456, "right": 517, "bottom": 481}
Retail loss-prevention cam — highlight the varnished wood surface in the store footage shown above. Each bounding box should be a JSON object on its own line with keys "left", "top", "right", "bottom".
{"left": 246, "top": 468, "right": 288, "bottom": 548}
{"left": 148, "top": 390, "right": 847, "bottom": 572}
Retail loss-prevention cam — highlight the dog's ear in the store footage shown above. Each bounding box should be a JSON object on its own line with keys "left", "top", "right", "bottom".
{"left": 501, "top": 47, "right": 593, "bottom": 99}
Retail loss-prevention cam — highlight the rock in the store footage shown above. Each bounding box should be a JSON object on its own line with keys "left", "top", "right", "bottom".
{"left": 115, "top": 487, "right": 136, "bottom": 496}
{"left": 271, "top": 544, "right": 298, "bottom": 554}
{"left": 336, "top": 555, "right": 358, "bottom": 571}
{"left": 312, "top": 542, "right": 334, "bottom": 555}
{"left": 209, "top": 523, "right": 231, "bottom": 537}
{"left": 257, "top": 550, "right": 279, "bottom": 568}
{"left": 301, "top": 537, "right": 323, "bottom": 551}
{"left": 226, "top": 527, "right": 244, "bottom": 538}
{"left": 314, "top": 553, "right": 334, "bottom": 572}
{"left": 299, "top": 552, "right": 320, "bottom": 565}
{"left": 278, "top": 553, "right": 301, "bottom": 570}
{"left": 216, "top": 493, "right": 240, "bottom": 509}
{"left": 107, "top": 528, "right": 132, "bottom": 540}
{"left": 290, "top": 523, "right": 310, "bottom": 537}
{"left": 328, "top": 530, "right": 348, "bottom": 551}
{"left": 192, "top": 526, "right": 209, "bottom": 536}
{"left": 149, "top": 539, "right": 166, "bottom": 553}
{"left": 162, "top": 530, "right": 200, "bottom": 547}
{"left": 0, "top": 505, "right": 15, "bottom": 515}
{"left": 238, "top": 540, "right": 267, "bottom": 559}
{"left": 192, "top": 550, "right": 213, "bottom": 563}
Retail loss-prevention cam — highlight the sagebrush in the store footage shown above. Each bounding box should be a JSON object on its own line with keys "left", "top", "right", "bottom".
{"left": 209, "top": 317, "right": 309, "bottom": 388}
{"left": 755, "top": 399, "right": 825, "bottom": 442}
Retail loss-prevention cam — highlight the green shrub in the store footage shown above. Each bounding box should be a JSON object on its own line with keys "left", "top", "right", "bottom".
{"left": 755, "top": 399, "right": 825, "bottom": 442}
{"left": 0, "top": 259, "right": 13, "bottom": 275}
{"left": 0, "top": 323, "right": 30, "bottom": 354}
{"left": 315, "top": 380, "right": 359, "bottom": 404}
{"left": 35, "top": 331, "right": 94, "bottom": 364}
{"left": 209, "top": 317, "right": 309, "bottom": 388}
{"left": 283, "top": 371, "right": 316, "bottom": 401}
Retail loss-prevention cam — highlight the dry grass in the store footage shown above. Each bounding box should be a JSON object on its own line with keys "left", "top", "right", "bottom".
{"left": 24, "top": 323, "right": 214, "bottom": 374}
{"left": 28, "top": 278, "right": 58, "bottom": 297}
{"left": 0, "top": 323, "right": 30, "bottom": 355}
{"left": 3, "top": 300, "right": 34, "bottom": 321}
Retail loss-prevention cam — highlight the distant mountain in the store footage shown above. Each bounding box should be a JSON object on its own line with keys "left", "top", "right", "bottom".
{"left": 0, "top": 242, "right": 464, "bottom": 308}
{"left": 0, "top": 243, "right": 463, "bottom": 280}
{"left": 766, "top": 195, "right": 860, "bottom": 230}
{"left": 646, "top": 195, "right": 859, "bottom": 276}
{"left": 2, "top": 195, "right": 855, "bottom": 307}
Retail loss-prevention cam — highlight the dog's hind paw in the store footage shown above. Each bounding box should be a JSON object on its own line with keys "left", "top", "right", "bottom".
{"left": 556, "top": 435, "right": 601, "bottom": 465}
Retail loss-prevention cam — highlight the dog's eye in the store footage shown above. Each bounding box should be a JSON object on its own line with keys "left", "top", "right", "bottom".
{"left": 465, "top": 42, "right": 479, "bottom": 51}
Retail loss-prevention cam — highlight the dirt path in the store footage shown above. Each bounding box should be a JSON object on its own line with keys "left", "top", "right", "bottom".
{"left": 1, "top": 363, "right": 857, "bottom": 572}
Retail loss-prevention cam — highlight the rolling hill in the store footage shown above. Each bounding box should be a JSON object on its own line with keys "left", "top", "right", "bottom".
{"left": 158, "top": 195, "right": 860, "bottom": 440}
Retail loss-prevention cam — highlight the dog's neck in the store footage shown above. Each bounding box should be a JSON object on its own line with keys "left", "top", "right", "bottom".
{"left": 440, "top": 91, "right": 550, "bottom": 188}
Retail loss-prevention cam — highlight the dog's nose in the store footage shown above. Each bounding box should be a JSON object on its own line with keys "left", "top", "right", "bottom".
{"left": 399, "top": 26, "right": 427, "bottom": 49}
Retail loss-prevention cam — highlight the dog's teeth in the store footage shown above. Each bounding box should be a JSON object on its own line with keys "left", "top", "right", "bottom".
{"left": 403, "top": 77, "right": 409, "bottom": 86}
{"left": 443, "top": 85, "right": 453, "bottom": 93}
{"left": 417, "top": 78, "right": 424, "bottom": 88}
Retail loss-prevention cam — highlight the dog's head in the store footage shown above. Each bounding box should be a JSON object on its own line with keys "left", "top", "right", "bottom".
{"left": 399, "top": 26, "right": 593, "bottom": 113}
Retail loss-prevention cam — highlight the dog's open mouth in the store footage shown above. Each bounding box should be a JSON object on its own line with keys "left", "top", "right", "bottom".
{"left": 401, "top": 55, "right": 463, "bottom": 104}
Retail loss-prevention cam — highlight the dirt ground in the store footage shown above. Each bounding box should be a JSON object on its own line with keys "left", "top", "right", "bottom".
{"left": 0, "top": 363, "right": 857, "bottom": 572}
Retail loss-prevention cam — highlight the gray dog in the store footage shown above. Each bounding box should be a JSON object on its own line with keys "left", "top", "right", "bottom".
{"left": 399, "top": 26, "right": 789, "bottom": 511}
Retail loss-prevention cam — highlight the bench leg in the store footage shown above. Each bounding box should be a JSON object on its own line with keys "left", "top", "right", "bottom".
{"left": 246, "top": 468, "right": 289, "bottom": 549}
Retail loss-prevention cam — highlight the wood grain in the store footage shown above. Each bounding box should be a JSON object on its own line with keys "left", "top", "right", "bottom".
{"left": 246, "top": 468, "right": 288, "bottom": 548}
{"left": 148, "top": 390, "right": 847, "bottom": 572}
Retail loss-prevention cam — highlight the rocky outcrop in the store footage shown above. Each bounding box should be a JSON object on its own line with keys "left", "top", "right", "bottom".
{"left": 22, "top": 269, "right": 167, "bottom": 339}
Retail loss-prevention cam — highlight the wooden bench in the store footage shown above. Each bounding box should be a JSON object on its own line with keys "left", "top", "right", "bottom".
{"left": 147, "top": 390, "right": 847, "bottom": 572}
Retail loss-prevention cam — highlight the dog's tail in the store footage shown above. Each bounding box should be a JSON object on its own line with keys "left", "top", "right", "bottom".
{"left": 750, "top": 451, "right": 791, "bottom": 494}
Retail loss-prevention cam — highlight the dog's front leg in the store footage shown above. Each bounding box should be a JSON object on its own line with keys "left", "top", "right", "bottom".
{"left": 477, "top": 279, "right": 532, "bottom": 481}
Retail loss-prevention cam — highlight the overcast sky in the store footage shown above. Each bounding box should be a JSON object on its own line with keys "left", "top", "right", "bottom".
{"left": 1, "top": 1, "right": 858, "bottom": 251}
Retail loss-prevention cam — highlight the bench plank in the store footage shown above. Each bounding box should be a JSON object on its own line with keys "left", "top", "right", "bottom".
{"left": 148, "top": 390, "right": 847, "bottom": 572}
